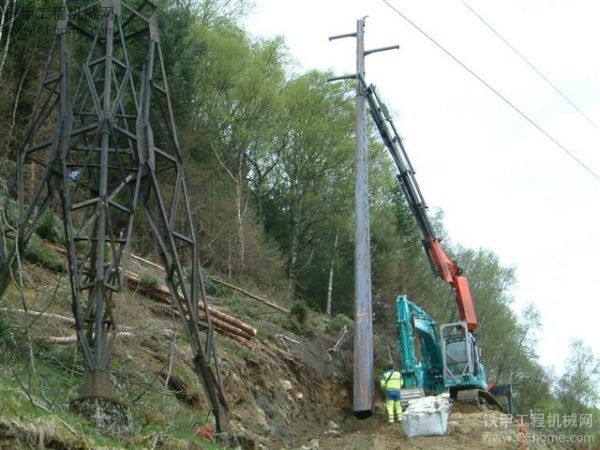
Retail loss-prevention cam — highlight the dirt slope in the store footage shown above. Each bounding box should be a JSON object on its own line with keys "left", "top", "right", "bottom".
{"left": 0, "top": 250, "right": 574, "bottom": 449}
{"left": 0, "top": 256, "right": 355, "bottom": 449}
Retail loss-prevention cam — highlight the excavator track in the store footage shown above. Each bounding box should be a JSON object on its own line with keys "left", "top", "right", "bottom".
{"left": 456, "top": 389, "right": 480, "bottom": 404}
{"left": 400, "top": 388, "right": 425, "bottom": 408}
{"left": 455, "top": 389, "right": 507, "bottom": 412}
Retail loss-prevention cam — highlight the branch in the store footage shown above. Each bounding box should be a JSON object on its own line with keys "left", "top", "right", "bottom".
{"left": 0, "top": 0, "right": 15, "bottom": 81}
{"left": 327, "top": 325, "right": 349, "bottom": 362}
{"left": 129, "top": 252, "right": 289, "bottom": 314}
{"left": 208, "top": 277, "right": 289, "bottom": 314}
{"left": 209, "top": 140, "right": 237, "bottom": 182}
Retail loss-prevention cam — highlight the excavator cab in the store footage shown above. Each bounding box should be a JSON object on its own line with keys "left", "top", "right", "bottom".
{"left": 440, "top": 322, "right": 487, "bottom": 395}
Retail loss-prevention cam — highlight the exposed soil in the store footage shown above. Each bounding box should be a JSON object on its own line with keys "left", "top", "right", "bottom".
{"left": 0, "top": 258, "right": 573, "bottom": 450}
{"left": 317, "top": 402, "right": 564, "bottom": 450}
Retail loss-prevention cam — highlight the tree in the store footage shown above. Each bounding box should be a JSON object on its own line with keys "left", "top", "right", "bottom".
{"left": 557, "top": 340, "right": 600, "bottom": 413}
{"left": 263, "top": 72, "right": 355, "bottom": 301}
{"left": 189, "top": 20, "right": 286, "bottom": 274}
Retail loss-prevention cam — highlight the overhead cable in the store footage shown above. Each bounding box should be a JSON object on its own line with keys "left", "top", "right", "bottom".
{"left": 458, "top": 0, "right": 599, "bottom": 132}
{"left": 381, "top": 0, "right": 600, "bottom": 182}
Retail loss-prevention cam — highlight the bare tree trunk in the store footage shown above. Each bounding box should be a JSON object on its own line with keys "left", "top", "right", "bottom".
{"left": 227, "top": 231, "right": 232, "bottom": 280}
{"left": 10, "top": 56, "right": 29, "bottom": 131}
{"left": 0, "top": 1, "right": 9, "bottom": 72}
{"left": 0, "top": 53, "right": 31, "bottom": 166}
{"left": 287, "top": 213, "right": 299, "bottom": 300}
{"left": 235, "top": 177, "right": 245, "bottom": 270}
{"left": 326, "top": 231, "right": 339, "bottom": 316}
{"left": 0, "top": 0, "right": 15, "bottom": 82}
{"left": 210, "top": 142, "right": 246, "bottom": 274}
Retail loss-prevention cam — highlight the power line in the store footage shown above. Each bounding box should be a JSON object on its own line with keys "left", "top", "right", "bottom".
{"left": 457, "top": 0, "right": 599, "bottom": 132}
{"left": 380, "top": 0, "right": 600, "bottom": 182}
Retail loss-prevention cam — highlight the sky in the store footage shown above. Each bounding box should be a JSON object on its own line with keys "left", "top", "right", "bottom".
{"left": 243, "top": 0, "right": 600, "bottom": 375}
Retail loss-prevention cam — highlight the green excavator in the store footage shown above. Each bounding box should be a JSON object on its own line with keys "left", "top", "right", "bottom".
{"left": 365, "top": 81, "right": 512, "bottom": 413}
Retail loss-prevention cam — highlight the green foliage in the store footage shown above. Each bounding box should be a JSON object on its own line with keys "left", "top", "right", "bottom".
{"left": 557, "top": 340, "right": 600, "bottom": 412}
{"left": 25, "top": 234, "right": 64, "bottom": 272}
{"left": 202, "top": 276, "right": 220, "bottom": 296}
{"left": 290, "top": 300, "right": 308, "bottom": 324}
{"left": 35, "top": 210, "right": 63, "bottom": 244}
{"left": 325, "top": 313, "right": 353, "bottom": 334}
{"left": 0, "top": 309, "right": 14, "bottom": 356}
{"left": 281, "top": 317, "right": 302, "bottom": 335}
{"left": 0, "top": 177, "right": 18, "bottom": 228}
{"left": 140, "top": 270, "right": 161, "bottom": 289}
{"left": 0, "top": 346, "right": 225, "bottom": 450}
{"left": 1, "top": 0, "right": 589, "bottom": 425}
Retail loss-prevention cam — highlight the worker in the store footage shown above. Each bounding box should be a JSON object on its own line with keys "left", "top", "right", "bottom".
{"left": 379, "top": 364, "right": 404, "bottom": 423}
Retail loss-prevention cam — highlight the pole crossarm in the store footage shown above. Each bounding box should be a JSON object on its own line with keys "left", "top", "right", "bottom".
{"left": 327, "top": 74, "right": 358, "bottom": 83}
{"left": 364, "top": 45, "right": 399, "bottom": 56}
{"left": 329, "top": 32, "right": 358, "bottom": 41}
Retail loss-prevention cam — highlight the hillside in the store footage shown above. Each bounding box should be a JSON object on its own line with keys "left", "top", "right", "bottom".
{"left": 0, "top": 239, "right": 576, "bottom": 449}
{"left": 0, "top": 0, "right": 599, "bottom": 448}
{"left": 0, "top": 242, "right": 352, "bottom": 449}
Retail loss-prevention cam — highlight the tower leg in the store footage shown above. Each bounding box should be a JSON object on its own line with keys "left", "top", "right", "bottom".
{"left": 1, "top": 0, "right": 229, "bottom": 434}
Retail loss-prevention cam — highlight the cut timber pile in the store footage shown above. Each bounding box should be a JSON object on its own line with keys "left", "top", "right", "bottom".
{"left": 45, "top": 243, "right": 257, "bottom": 344}
{"left": 126, "top": 270, "right": 257, "bottom": 343}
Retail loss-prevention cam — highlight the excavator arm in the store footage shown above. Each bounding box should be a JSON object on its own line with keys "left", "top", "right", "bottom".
{"left": 364, "top": 82, "right": 477, "bottom": 331}
{"left": 366, "top": 81, "right": 513, "bottom": 413}
{"left": 427, "top": 238, "right": 477, "bottom": 330}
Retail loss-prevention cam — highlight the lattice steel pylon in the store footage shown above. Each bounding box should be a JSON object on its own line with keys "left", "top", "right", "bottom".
{"left": 0, "top": 0, "right": 229, "bottom": 432}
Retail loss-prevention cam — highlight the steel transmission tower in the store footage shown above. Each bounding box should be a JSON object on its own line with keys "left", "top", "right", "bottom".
{"left": 0, "top": 0, "right": 228, "bottom": 433}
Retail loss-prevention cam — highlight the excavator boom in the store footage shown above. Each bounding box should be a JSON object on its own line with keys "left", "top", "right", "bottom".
{"left": 365, "top": 81, "right": 512, "bottom": 414}
{"left": 364, "top": 81, "right": 477, "bottom": 331}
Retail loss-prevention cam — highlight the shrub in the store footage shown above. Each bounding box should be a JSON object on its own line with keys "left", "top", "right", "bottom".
{"left": 0, "top": 179, "right": 18, "bottom": 233}
{"left": 290, "top": 300, "right": 308, "bottom": 324}
{"left": 25, "top": 234, "right": 65, "bottom": 272}
{"left": 140, "top": 270, "right": 161, "bottom": 289}
{"left": 36, "top": 209, "right": 63, "bottom": 243}
{"left": 281, "top": 318, "right": 301, "bottom": 335}
{"left": 326, "top": 313, "right": 354, "bottom": 334}
{"left": 0, "top": 308, "right": 14, "bottom": 351}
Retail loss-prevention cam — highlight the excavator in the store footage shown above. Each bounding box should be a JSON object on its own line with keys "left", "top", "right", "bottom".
{"left": 364, "top": 81, "right": 512, "bottom": 413}
{"left": 396, "top": 295, "right": 512, "bottom": 412}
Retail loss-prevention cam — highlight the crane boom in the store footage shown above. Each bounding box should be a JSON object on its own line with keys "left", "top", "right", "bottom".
{"left": 364, "top": 82, "right": 477, "bottom": 331}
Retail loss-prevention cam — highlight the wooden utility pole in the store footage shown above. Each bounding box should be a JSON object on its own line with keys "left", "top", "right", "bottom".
{"left": 352, "top": 17, "right": 374, "bottom": 418}
{"left": 329, "top": 19, "right": 398, "bottom": 418}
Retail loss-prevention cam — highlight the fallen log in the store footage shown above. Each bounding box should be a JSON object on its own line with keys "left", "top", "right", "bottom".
{"left": 41, "top": 332, "right": 135, "bottom": 345}
{"left": 142, "top": 302, "right": 256, "bottom": 343}
{"left": 222, "top": 331, "right": 254, "bottom": 348}
{"left": 129, "top": 253, "right": 289, "bottom": 314}
{"left": 4, "top": 303, "right": 252, "bottom": 348}
{"left": 1, "top": 308, "right": 140, "bottom": 332}
{"left": 327, "top": 325, "right": 349, "bottom": 362}
{"left": 207, "top": 277, "right": 290, "bottom": 314}
{"left": 201, "top": 314, "right": 253, "bottom": 341}
{"left": 1, "top": 307, "right": 75, "bottom": 325}
{"left": 203, "top": 302, "right": 256, "bottom": 337}
{"left": 127, "top": 271, "right": 256, "bottom": 337}
{"left": 42, "top": 243, "right": 258, "bottom": 342}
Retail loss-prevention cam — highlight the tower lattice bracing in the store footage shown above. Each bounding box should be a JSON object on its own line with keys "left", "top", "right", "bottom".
{"left": 0, "top": 0, "right": 228, "bottom": 432}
